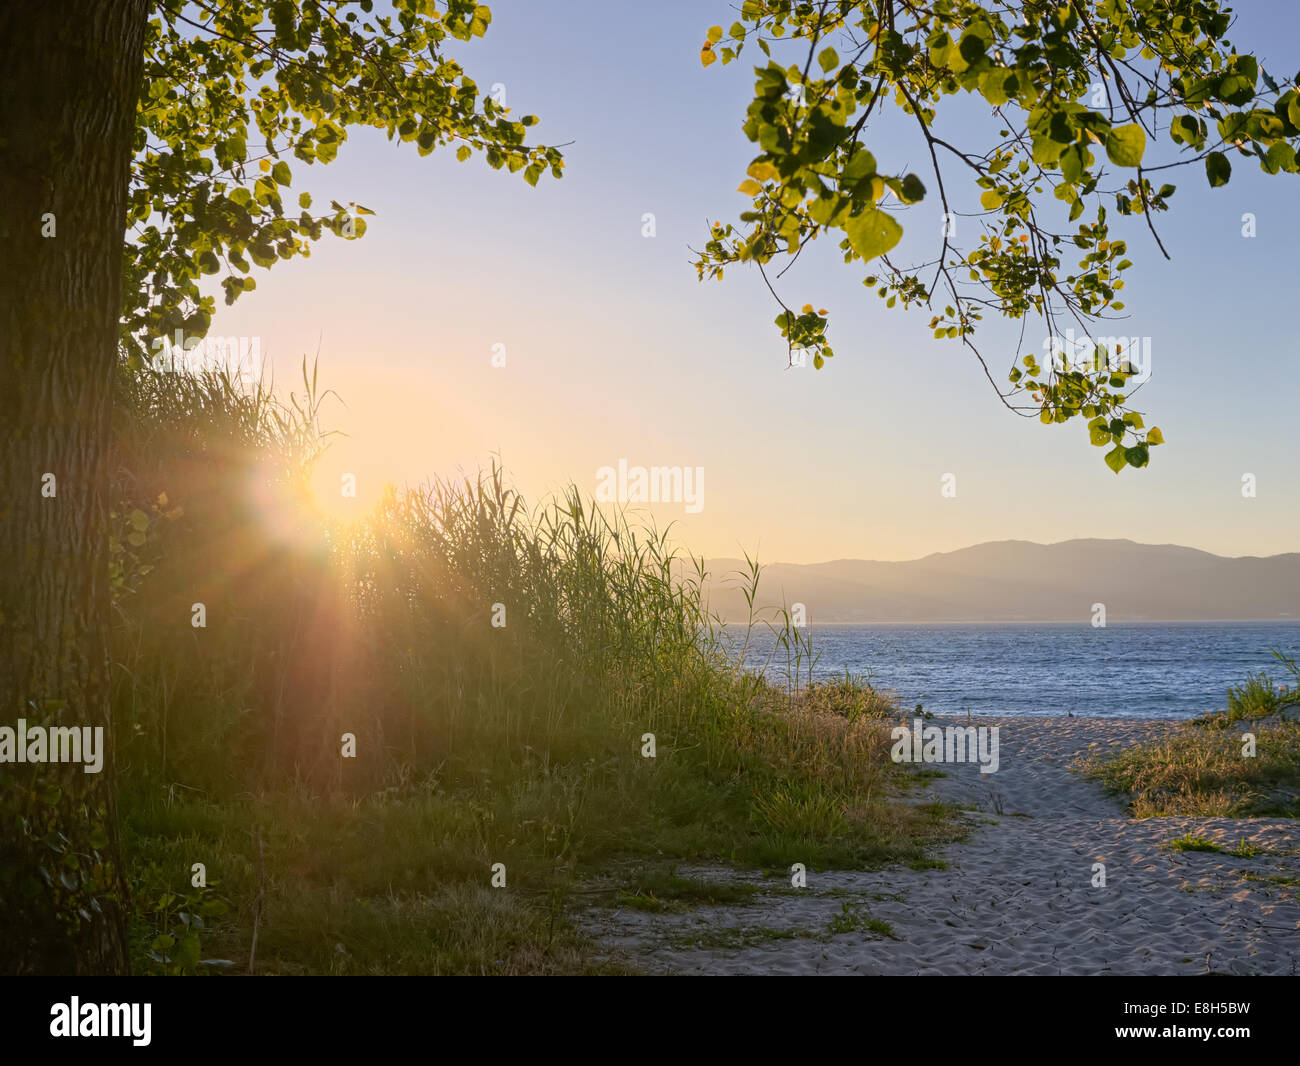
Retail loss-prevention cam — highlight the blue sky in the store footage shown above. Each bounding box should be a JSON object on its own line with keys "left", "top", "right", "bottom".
{"left": 207, "top": 0, "right": 1300, "bottom": 562}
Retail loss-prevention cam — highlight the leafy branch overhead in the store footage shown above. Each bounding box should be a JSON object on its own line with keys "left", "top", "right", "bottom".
{"left": 696, "top": 0, "right": 1299, "bottom": 471}
{"left": 123, "top": 0, "right": 565, "bottom": 362}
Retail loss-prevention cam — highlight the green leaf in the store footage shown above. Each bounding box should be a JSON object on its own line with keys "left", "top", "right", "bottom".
{"left": 818, "top": 47, "right": 838, "bottom": 73}
{"left": 1219, "top": 56, "right": 1257, "bottom": 106}
{"left": 841, "top": 150, "right": 877, "bottom": 183}
{"left": 1104, "top": 446, "right": 1128, "bottom": 474}
{"left": 1264, "top": 141, "right": 1296, "bottom": 174}
{"left": 844, "top": 207, "right": 902, "bottom": 261}
{"left": 1060, "top": 143, "right": 1088, "bottom": 184}
{"left": 1169, "top": 115, "right": 1202, "bottom": 147}
{"left": 979, "top": 68, "right": 1014, "bottom": 106}
{"left": 958, "top": 27, "right": 990, "bottom": 64}
{"left": 1105, "top": 124, "right": 1146, "bottom": 167}
{"left": 1205, "top": 151, "right": 1231, "bottom": 187}
{"left": 899, "top": 173, "right": 926, "bottom": 203}
{"left": 980, "top": 189, "right": 1002, "bottom": 210}
{"left": 177, "top": 931, "right": 201, "bottom": 969}
{"left": 1031, "top": 133, "right": 1067, "bottom": 165}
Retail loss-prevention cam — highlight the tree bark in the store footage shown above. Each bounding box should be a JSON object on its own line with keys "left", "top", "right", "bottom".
{"left": 0, "top": 0, "right": 150, "bottom": 974}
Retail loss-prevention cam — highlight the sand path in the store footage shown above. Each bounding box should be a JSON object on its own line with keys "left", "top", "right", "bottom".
{"left": 578, "top": 717, "right": 1300, "bottom": 975}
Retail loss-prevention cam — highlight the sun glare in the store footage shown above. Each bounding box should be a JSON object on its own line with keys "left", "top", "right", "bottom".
{"left": 307, "top": 455, "right": 389, "bottom": 524}
{"left": 247, "top": 453, "right": 389, "bottom": 558}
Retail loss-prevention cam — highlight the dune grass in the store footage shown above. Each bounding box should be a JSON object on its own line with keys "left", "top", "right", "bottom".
{"left": 109, "top": 361, "right": 956, "bottom": 975}
{"left": 1083, "top": 660, "right": 1300, "bottom": 818}
{"left": 1165, "top": 834, "right": 1262, "bottom": 857}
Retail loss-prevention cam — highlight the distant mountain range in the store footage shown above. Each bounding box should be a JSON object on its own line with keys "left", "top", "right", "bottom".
{"left": 697, "top": 539, "right": 1300, "bottom": 623}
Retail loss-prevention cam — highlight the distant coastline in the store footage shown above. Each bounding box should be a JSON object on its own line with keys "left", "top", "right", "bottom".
{"left": 791, "top": 617, "right": 1300, "bottom": 625}
{"left": 700, "top": 538, "right": 1300, "bottom": 624}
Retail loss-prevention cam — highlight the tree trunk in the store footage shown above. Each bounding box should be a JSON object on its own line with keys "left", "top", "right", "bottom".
{"left": 0, "top": 0, "right": 149, "bottom": 974}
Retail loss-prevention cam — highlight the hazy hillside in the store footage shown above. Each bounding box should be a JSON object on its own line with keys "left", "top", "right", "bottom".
{"left": 698, "top": 539, "right": 1300, "bottom": 622}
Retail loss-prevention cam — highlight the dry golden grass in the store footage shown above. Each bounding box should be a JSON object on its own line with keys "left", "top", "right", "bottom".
{"left": 1084, "top": 670, "right": 1300, "bottom": 817}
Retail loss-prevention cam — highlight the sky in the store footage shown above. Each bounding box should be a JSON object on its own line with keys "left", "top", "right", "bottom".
{"left": 202, "top": 0, "right": 1300, "bottom": 564}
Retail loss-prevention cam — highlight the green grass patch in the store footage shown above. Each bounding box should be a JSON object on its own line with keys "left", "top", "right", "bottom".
{"left": 826, "top": 901, "right": 897, "bottom": 938}
{"left": 668, "top": 925, "right": 807, "bottom": 951}
{"left": 1166, "top": 834, "right": 1261, "bottom": 857}
{"left": 611, "top": 870, "right": 759, "bottom": 913}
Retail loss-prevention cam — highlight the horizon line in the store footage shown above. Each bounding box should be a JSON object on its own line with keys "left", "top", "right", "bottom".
{"left": 699, "top": 536, "right": 1300, "bottom": 569}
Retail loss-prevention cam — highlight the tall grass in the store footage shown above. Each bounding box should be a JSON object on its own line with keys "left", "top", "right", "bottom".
{"left": 109, "top": 361, "right": 953, "bottom": 974}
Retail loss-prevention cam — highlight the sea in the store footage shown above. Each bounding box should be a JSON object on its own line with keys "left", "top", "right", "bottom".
{"left": 729, "top": 621, "right": 1300, "bottom": 719}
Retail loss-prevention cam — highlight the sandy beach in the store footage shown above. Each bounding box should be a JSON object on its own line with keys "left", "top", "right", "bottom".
{"left": 579, "top": 716, "right": 1300, "bottom": 975}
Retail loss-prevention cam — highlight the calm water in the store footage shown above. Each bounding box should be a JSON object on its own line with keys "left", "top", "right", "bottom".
{"left": 731, "top": 622, "right": 1300, "bottom": 719}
